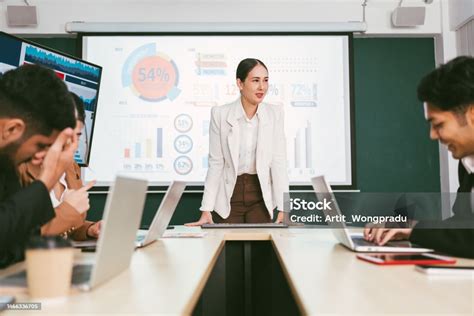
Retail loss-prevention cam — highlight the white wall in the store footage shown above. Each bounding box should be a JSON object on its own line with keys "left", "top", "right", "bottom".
{"left": 0, "top": 0, "right": 442, "bottom": 35}
{"left": 449, "top": 0, "right": 474, "bottom": 30}
{"left": 442, "top": 0, "right": 474, "bottom": 215}
{"left": 433, "top": 0, "right": 459, "bottom": 217}
{"left": 456, "top": 19, "right": 474, "bottom": 55}
{"left": 2, "top": 0, "right": 464, "bottom": 198}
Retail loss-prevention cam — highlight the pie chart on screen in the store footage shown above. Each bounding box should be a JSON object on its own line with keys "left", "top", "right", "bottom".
{"left": 121, "top": 43, "right": 181, "bottom": 102}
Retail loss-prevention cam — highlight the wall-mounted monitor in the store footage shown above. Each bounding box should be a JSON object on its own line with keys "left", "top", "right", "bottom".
{"left": 0, "top": 31, "right": 102, "bottom": 166}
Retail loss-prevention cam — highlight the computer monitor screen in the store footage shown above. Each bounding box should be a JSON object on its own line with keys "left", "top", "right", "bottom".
{"left": 0, "top": 31, "right": 102, "bottom": 166}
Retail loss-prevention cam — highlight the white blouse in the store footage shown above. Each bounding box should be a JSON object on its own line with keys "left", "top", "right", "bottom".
{"left": 49, "top": 173, "right": 69, "bottom": 207}
{"left": 237, "top": 105, "right": 259, "bottom": 175}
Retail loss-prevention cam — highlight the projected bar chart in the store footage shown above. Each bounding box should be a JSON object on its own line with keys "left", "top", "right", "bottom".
{"left": 157, "top": 128, "right": 163, "bottom": 158}
{"left": 202, "top": 120, "right": 210, "bottom": 136}
{"left": 146, "top": 139, "right": 152, "bottom": 159}
{"left": 135, "top": 143, "right": 141, "bottom": 158}
{"left": 123, "top": 128, "right": 164, "bottom": 159}
{"left": 293, "top": 121, "right": 313, "bottom": 169}
{"left": 305, "top": 122, "right": 312, "bottom": 169}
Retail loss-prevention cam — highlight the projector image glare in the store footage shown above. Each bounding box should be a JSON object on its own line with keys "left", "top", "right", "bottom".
{"left": 391, "top": 7, "right": 426, "bottom": 27}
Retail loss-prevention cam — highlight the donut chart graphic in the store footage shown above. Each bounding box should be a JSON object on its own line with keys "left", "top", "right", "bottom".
{"left": 122, "top": 43, "right": 181, "bottom": 102}
{"left": 174, "top": 114, "right": 193, "bottom": 133}
{"left": 174, "top": 156, "right": 193, "bottom": 175}
{"left": 174, "top": 135, "right": 193, "bottom": 154}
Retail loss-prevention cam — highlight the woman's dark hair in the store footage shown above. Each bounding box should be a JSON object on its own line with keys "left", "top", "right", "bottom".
{"left": 417, "top": 56, "right": 474, "bottom": 115}
{"left": 70, "top": 92, "right": 86, "bottom": 123}
{"left": 236, "top": 58, "right": 268, "bottom": 81}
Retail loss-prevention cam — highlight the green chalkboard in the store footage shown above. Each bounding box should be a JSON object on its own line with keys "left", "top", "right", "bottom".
{"left": 354, "top": 38, "right": 438, "bottom": 192}
{"left": 23, "top": 36, "right": 439, "bottom": 225}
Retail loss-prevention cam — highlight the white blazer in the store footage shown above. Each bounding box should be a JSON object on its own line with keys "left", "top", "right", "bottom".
{"left": 200, "top": 98, "right": 289, "bottom": 219}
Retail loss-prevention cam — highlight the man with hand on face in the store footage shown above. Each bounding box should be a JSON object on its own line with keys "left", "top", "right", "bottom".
{"left": 18, "top": 92, "right": 102, "bottom": 240}
{"left": 0, "top": 64, "right": 77, "bottom": 268}
{"left": 364, "top": 56, "right": 474, "bottom": 258}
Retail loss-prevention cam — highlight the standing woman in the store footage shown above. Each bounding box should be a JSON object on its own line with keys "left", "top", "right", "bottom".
{"left": 187, "top": 58, "right": 289, "bottom": 225}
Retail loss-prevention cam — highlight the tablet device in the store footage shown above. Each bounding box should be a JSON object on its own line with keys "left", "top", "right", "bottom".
{"left": 356, "top": 253, "right": 456, "bottom": 265}
{"left": 415, "top": 265, "right": 474, "bottom": 275}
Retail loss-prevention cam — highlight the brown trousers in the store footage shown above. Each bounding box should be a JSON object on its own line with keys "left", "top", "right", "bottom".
{"left": 212, "top": 174, "right": 271, "bottom": 223}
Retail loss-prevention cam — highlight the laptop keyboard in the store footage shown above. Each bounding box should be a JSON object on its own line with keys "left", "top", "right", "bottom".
{"left": 71, "top": 264, "right": 93, "bottom": 285}
{"left": 352, "top": 236, "right": 378, "bottom": 247}
{"left": 0, "top": 270, "right": 27, "bottom": 287}
{"left": 352, "top": 236, "right": 412, "bottom": 248}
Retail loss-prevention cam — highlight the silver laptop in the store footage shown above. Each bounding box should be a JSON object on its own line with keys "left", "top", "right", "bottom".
{"left": 311, "top": 176, "right": 432, "bottom": 253}
{"left": 135, "top": 181, "right": 186, "bottom": 248}
{"left": 0, "top": 175, "right": 148, "bottom": 291}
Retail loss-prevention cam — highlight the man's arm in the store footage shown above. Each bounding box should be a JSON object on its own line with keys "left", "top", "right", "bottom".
{"left": 0, "top": 181, "right": 55, "bottom": 267}
{"left": 0, "top": 128, "right": 77, "bottom": 268}
{"left": 409, "top": 216, "right": 474, "bottom": 258}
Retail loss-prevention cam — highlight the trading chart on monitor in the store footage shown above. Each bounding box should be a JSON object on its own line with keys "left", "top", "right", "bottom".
{"left": 0, "top": 32, "right": 102, "bottom": 166}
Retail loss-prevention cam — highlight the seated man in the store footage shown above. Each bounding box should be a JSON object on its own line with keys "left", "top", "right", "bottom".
{"left": 0, "top": 64, "right": 77, "bottom": 268}
{"left": 18, "top": 93, "right": 101, "bottom": 240}
{"left": 364, "top": 56, "right": 474, "bottom": 258}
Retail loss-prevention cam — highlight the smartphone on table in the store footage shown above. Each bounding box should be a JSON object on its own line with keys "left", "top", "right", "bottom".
{"left": 356, "top": 253, "right": 456, "bottom": 265}
{"left": 415, "top": 265, "right": 474, "bottom": 275}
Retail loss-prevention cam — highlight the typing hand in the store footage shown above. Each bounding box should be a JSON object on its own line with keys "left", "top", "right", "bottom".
{"left": 274, "top": 211, "right": 285, "bottom": 224}
{"left": 364, "top": 225, "right": 413, "bottom": 246}
{"left": 363, "top": 223, "right": 384, "bottom": 240}
{"left": 185, "top": 211, "right": 214, "bottom": 226}
{"left": 63, "top": 181, "right": 95, "bottom": 214}
{"left": 87, "top": 220, "right": 102, "bottom": 239}
{"left": 39, "top": 128, "right": 78, "bottom": 190}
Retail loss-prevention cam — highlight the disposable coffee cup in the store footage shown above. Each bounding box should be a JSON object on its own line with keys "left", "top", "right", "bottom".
{"left": 26, "top": 236, "right": 74, "bottom": 299}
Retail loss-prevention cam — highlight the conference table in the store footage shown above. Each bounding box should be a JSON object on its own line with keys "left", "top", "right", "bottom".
{"left": 1, "top": 227, "right": 473, "bottom": 315}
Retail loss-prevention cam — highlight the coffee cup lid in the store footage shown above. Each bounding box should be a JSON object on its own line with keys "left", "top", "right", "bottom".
{"left": 27, "top": 236, "right": 72, "bottom": 249}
